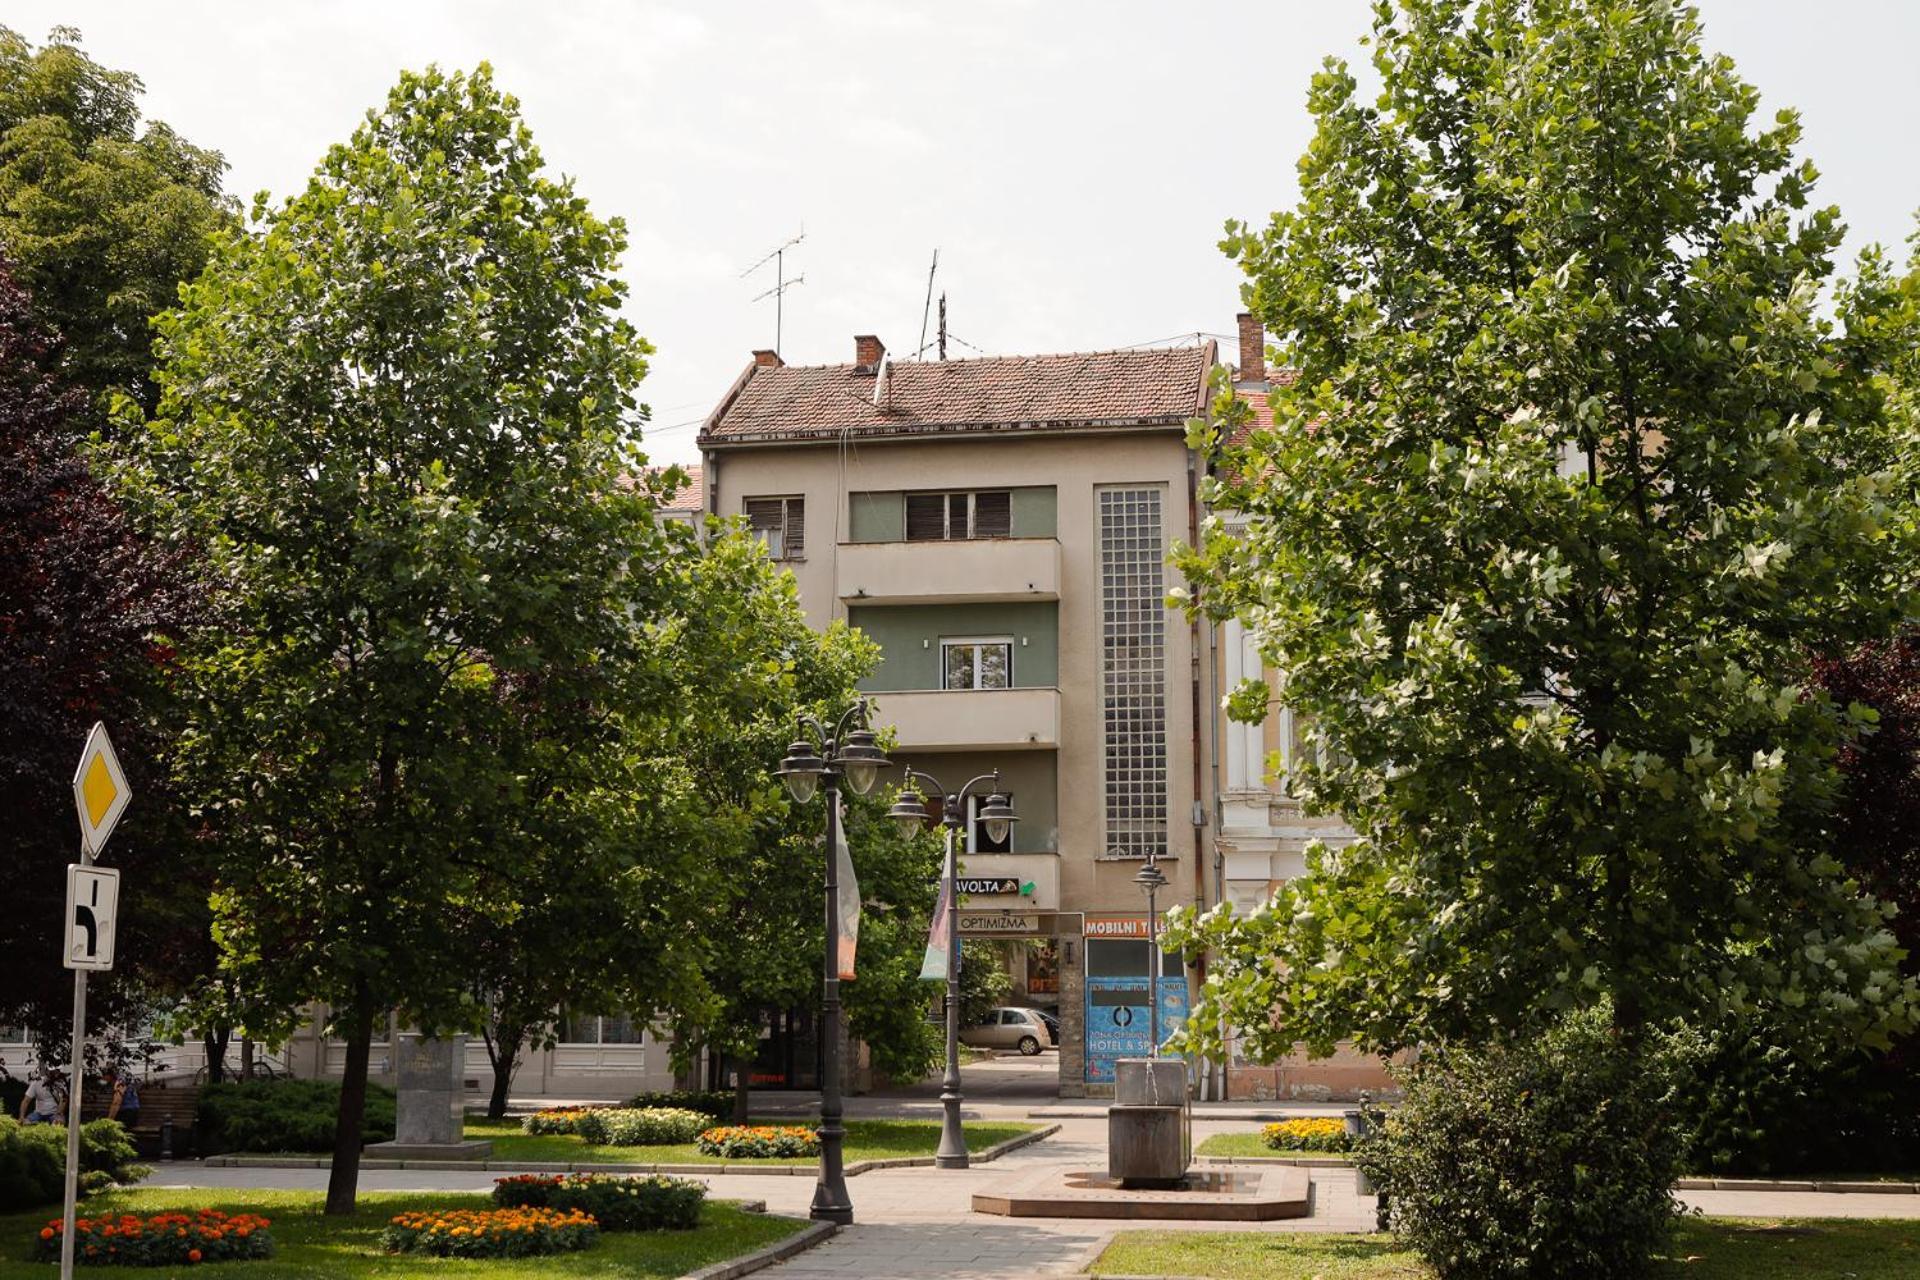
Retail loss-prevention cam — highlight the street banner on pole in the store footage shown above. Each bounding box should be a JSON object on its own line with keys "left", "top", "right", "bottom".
{"left": 834, "top": 796, "right": 860, "bottom": 980}
{"left": 919, "top": 834, "right": 955, "bottom": 982}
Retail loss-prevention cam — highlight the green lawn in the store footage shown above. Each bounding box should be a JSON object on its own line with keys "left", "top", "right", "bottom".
{"left": 0, "top": 1188, "right": 801, "bottom": 1278}
{"left": 466, "top": 1116, "right": 1040, "bottom": 1166}
{"left": 1194, "top": 1132, "right": 1353, "bottom": 1160}
{"left": 1091, "top": 1219, "right": 1920, "bottom": 1279}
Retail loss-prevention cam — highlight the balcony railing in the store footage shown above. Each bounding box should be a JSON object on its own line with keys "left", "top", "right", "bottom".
{"left": 837, "top": 537, "right": 1060, "bottom": 605}
{"left": 869, "top": 686, "right": 1060, "bottom": 750}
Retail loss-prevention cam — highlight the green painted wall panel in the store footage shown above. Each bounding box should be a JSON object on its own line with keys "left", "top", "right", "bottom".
{"left": 849, "top": 491, "right": 903, "bottom": 542}
{"left": 849, "top": 602, "right": 1059, "bottom": 690}
{"left": 1010, "top": 486, "right": 1056, "bottom": 538}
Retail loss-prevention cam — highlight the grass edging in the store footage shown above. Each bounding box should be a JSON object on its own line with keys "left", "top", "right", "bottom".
{"left": 1193, "top": 1155, "right": 1920, "bottom": 1195}
{"left": 200, "top": 1123, "right": 1061, "bottom": 1177}
{"left": 678, "top": 1216, "right": 835, "bottom": 1280}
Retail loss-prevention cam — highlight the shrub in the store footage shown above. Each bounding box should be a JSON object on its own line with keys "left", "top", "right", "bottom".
{"left": 493, "top": 1172, "right": 705, "bottom": 1230}
{"left": 1, "top": 1119, "right": 148, "bottom": 1212}
{"left": 1261, "top": 1117, "right": 1353, "bottom": 1152}
{"left": 1357, "top": 1009, "right": 1686, "bottom": 1280}
{"left": 380, "top": 1207, "right": 597, "bottom": 1258}
{"left": 572, "top": 1107, "right": 709, "bottom": 1147}
{"left": 695, "top": 1125, "right": 820, "bottom": 1159}
{"left": 194, "top": 1079, "right": 395, "bottom": 1154}
{"left": 522, "top": 1106, "right": 601, "bottom": 1136}
{"left": 625, "top": 1090, "right": 732, "bottom": 1121}
{"left": 36, "top": 1209, "right": 274, "bottom": 1267}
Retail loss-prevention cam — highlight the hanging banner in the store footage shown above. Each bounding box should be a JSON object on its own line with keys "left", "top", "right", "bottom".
{"left": 919, "top": 835, "right": 955, "bottom": 981}
{"left": 836, "top": 796, "right": 860, "bottom": 981}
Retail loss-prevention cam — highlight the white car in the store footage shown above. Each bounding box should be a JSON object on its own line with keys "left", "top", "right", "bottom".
{"left": 961, "top": 1007, "right": 1055, "bottom": 1056}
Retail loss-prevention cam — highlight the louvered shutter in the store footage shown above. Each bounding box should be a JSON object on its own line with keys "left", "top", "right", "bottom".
{"left": 973, "top": 491, "right": 1012, "bottom": 538}
{"left": 783, "top": 497, "right": 804, "bottom": 559}
{"left": 906, "top": 493, "right": 946, "bottom": 541}
{"left": 746, "top": 498, "right": 787, "bottom": 559}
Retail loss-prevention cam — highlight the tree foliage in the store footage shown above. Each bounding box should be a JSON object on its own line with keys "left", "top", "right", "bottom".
{"left": 1169, "top": 0, "right": 1920, "bottom": 1068}
{"left": 0, "top": 26, "right": 234, "bottom": 413}
{"left": 111, "top": 64, "right": 689, "bottom": 1213}
{"left": 0, "top": 255, "right": 199, "bottom": 1055}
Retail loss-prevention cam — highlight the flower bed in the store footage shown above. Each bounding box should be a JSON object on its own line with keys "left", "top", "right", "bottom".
{"left": 493, "top": 1172, "right": 705, "bottom": 1230}
{"left": 380, "top": 1206, "right": 597, "bottom": 1258}
{"left": 36, "top": 1209, "right": 275, "bottom": 1267}
{"left": 573, "top": 1107, "right": 711, "bottom": 1146}
{"left": 695, "top": 1125, "right": 821, "bottom": 1159}
{"left": 1261, "top": 1117, "right": 1354, "bottom": 1152}
{"left": 521, "top": 1106, "right": 602, "bottom": 1137}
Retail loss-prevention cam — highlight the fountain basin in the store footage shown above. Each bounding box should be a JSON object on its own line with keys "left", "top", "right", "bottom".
{"left": 971, "top": 1164, "right": 1311, "bottom": 1221}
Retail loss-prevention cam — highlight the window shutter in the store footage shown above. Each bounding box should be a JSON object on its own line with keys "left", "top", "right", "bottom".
{"left": 783, "top": 497, "right": 805, "bottom": 559}
{"left": 948, "top": 492, "right": 969, "bottom": 540}
{"left": 906, "top": 493, "right": 946, "bottom": 541}
{"left": 974, "top": 491, "right": 1012, "bottom": 538}
{"left": 746, "top": 498, "right": 787, "bottom": 558}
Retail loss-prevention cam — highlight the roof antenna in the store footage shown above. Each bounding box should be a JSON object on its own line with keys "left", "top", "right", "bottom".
{"left": 938, "top": 293, "right": 947, "bottom": 361}
{"left": 742, "top": 228, "right": 806, "bottom": 357}
{"left": 915, "top": 249, "right": 939, "bottom": 360}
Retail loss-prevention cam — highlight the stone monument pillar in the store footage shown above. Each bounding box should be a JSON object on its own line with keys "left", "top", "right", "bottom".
{"left": 366, "top": 1033, "right": 492, "bottom": 1162}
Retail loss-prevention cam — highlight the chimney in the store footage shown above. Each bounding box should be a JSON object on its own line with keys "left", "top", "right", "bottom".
{"left": 753, "top": 349, "right": 784, "bottom": 368}
{"left": 1236, "top": 312, "right": 1265, "bottom": 385}
{"left": 854, "top": 334, "right": 886, "bottom": 372}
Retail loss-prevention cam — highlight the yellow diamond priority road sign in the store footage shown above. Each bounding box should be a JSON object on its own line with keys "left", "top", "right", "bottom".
{"left": 72, "top": 722, "right": 131, "bottom": 858}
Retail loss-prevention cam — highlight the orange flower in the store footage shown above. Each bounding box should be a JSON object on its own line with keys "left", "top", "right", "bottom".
{"left": 38, "top": 1228, "right": 54, "bottom": 1241}
{"left": 188, "top": 1248, "right": 203, "bottom": 1263}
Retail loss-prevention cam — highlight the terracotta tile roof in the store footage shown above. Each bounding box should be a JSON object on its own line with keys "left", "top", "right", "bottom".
{"left": 700, "top": 345, "right": 1215, "bottom": 447}
{"left": 1225, "top": 370, "right": 1299, "bottom": 451}
{"left": 657, "top": 462, "right": 703, "bottom": 512}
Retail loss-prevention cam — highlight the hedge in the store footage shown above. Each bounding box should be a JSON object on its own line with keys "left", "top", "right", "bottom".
{"left": 194, "top": 1080, "right": 395, "bottom": 1154}
{"left": 493, "top": 1172, "right": 705, "bottom": 1230}
{"left": 573, "top": 1107, "right": 709, "bottom": 1147}
{"left": 0, "top": 1118, "right": 146, "bottom": 1213}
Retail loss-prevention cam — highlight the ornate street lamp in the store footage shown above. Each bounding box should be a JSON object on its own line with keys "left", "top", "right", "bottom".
{"left": 775, "top": 701, "right": 890, "bottom": 1225}
{"left": 1133, "top": 850, "right": 1169, "bottom": 1058}
{"left": 892, "top": 766, "right": 1018, "bottom": 1169}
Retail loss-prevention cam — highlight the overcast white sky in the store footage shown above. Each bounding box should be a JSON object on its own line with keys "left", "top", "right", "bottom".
{"left": 16, "top": 2, "right": 1920, "bottom": 464}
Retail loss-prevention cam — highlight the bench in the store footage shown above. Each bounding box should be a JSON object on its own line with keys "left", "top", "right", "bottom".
{"left": 79, "top": 1084, "right": 200, "bottom": 1159}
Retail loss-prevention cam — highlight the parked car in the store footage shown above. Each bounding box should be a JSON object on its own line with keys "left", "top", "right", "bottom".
{"left": 961, "top": 1007, "right": 1054, "bottom": 1056}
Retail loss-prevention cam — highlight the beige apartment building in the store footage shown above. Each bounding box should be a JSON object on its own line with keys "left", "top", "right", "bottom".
{"left": 699, "top": 335, "right": 1215, "bottom": 1097}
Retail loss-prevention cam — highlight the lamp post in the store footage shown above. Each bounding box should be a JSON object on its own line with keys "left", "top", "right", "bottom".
{"left": 776, "top": 702, "right": 891, "bottom": 1226}
{"left": 1132, "top": 850, "right": 1169, "bottom": 1058}
{"left": 889, "top": 768, "right": 1017, "bottom": 1170}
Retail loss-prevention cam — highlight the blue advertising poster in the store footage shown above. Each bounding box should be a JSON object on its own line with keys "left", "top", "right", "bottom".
{"left": 1085, "top": 974, "right": 1188, "bottom": 1084}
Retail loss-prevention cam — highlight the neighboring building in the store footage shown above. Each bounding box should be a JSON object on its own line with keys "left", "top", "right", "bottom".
{"left": 699, "top": 336, "right": 1216, "bottom": 1096}
{"left": 1205, "top": 313, "right": 1393, "bottom": 1100}
{"left": 654, "top": 462, "right": 704, "bottom": 531}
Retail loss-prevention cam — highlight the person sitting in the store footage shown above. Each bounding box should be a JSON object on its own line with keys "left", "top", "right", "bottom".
{"left": 103, "top": 1066, "right": 140, "bottom": 1132}
{"left": 18, "top": 1069, "right": 65, "bottom": 1126}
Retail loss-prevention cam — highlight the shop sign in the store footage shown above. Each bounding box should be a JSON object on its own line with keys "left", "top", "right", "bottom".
{"left": 956, "top": 876, "right": 1029, "bottom": 896}
{"left": 958, "top": 910, "right": 1084, "bottom": 938}
{"left": 1084, "top": 914, "right": 1155, "bottom": 939}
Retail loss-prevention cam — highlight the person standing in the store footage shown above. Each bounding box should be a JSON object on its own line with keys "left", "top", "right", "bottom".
{"left": 18, "top": 1069, "right": 65, "bottom": 1125}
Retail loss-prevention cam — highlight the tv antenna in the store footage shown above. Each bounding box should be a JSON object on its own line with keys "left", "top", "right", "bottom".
{"left": 916, "top": 249, "right": 939, "bottom": 360}
{"left": 742, "top": 229, "right": 805, "bottom": 357}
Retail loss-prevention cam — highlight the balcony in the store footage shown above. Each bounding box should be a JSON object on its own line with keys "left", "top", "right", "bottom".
{"left": 837, "top": 537, "right": 1060, "bottom": 605}
{"left": 870, "top": 687, "right": 1060, "bottom": 751}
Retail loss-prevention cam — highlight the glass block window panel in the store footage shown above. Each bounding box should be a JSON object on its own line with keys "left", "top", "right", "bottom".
{"left": 1099, "top": 487, "right": 1168, "bottom": 860}
{"left": 745, "top": 496, "right": 804, "bottom": 560}
{"left": 942, "top": 637, "right": 1012, "bottom": 690}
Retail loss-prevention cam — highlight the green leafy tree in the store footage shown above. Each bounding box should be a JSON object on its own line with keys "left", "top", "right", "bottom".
{"left": 1170, "top": 0, "right": 1919, "bottom": 1250}
{"left": 0, "top": 26, "right": 234, "bottom": 413}
{"left": 111, "top": 64, "right": 684, "bottom": 1214}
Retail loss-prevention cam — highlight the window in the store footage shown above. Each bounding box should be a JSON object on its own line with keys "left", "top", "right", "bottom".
{"left": 1099, "top": 487, "right": 1168, "bottom": 860}
{"left": 967, "top": 791, "right": 1014, "bottom": 853}
{"left": 907, "top": 490, "right": 1011, "bottom": 541}
{"left": 942, "top": 637, "right": 1012, "bottom": 690}
{"left": 562, "top": 1012, "right": 642, "bottom": 1045}
{"left": 745, "top": 496, "right": 804, "bottom": 560}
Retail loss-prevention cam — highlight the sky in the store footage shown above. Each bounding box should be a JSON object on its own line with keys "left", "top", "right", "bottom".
{"left": 16, "top": 1, "right": 1920, "bottom": 465}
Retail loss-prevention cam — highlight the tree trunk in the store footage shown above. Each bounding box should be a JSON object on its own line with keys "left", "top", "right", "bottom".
{"left": 202, "top": 1026, "right": 230, "bottom": 1085}
{"left": 325, "top": 995, "right": 374, "bottom": 1216}
{"left": 486, "top": 1034, "right": 519, "bottom": 1121}
{"left": 733, "top": 1057, "right": 751, "bottom": 1124}
{"left": 239, "top": 1036, "right": 254, "bottom": 1081}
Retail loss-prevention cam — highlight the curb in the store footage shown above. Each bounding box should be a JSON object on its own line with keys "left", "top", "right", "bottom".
{"left": 1675, "top": 1177, "right": 1919, "bottom": 1195}
{"left": 679, "top": 1217, "right": 835, "bottom": 1280}
{"left": 199, "top": 1124, "right": 1062, "bottom": 1177}
{"left": 1199, "top": 1155, "right": 1353, "bottom": 1167}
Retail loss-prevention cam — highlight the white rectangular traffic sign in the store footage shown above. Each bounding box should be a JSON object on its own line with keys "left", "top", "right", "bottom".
{"left": 63, "top": 864, "right": 120, "bottom": 971}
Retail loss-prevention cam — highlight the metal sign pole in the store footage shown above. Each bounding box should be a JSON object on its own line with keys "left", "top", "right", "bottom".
{"left": 59, "top": 837, "right": 89, "bottom": 1280}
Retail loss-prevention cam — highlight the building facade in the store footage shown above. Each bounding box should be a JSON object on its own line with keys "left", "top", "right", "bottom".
{"left": 700, "top": 336, "right": 1216, "bottom": 1096}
